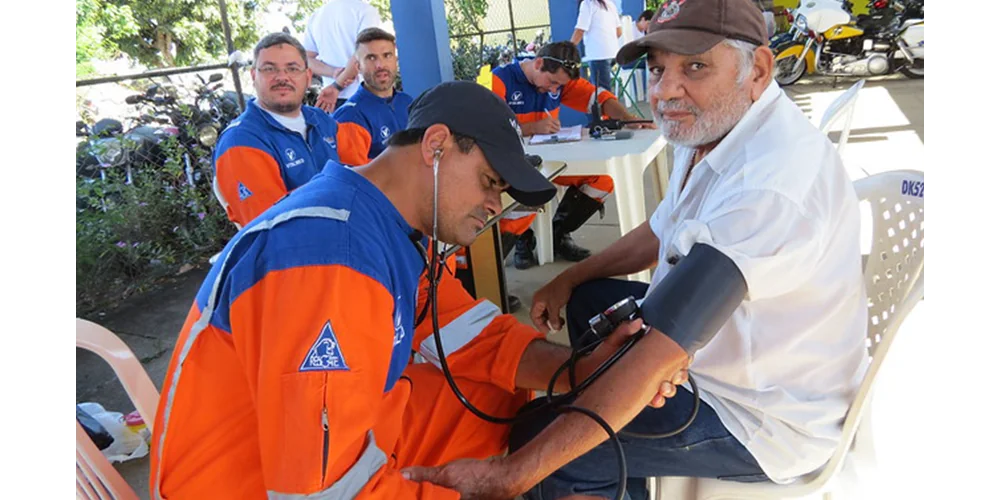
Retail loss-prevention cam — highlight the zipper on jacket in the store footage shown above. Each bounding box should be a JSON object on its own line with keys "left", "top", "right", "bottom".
{"left": 321, "top": 406, "right": 329, "bottom": 485}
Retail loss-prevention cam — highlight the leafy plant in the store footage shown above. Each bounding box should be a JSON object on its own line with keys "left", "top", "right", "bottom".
{"left": 76, "top": 137, "right": 234, "bottom": 316}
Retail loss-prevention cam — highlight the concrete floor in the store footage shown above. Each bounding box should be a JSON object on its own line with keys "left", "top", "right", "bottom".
{"left": 77, "top": 75, "right": 924, "bottom": 498}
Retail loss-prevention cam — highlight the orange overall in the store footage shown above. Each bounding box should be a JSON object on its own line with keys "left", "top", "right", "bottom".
{"left": 151, "top": 162, "right": 544, "bottom": 499}
{"left": 490, "top": 62, "right": 617, "bottom": 236}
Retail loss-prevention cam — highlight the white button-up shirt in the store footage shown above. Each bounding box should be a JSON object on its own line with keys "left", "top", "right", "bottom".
{"left": 647, "top": 80, "right": 870, "bottom": 483}
{"left": 303, "top": 0, "right": 382, "bottom": 100}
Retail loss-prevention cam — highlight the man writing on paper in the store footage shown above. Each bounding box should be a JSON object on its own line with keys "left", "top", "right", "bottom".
{"left": 490, "top": 41, "right": 653, "bottom": 269}
{"left": 150, "top": 81, "right": 684, "bottom": 499}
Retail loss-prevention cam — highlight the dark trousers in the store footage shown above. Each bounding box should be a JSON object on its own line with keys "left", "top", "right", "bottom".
{"left": 509, "top": 279, "right": 768, "bottom": 500}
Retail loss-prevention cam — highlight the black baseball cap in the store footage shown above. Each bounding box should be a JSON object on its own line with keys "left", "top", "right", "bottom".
{"left": 617, "top": 0, "right": 768, "bottom": 65}
{"left": 407, "top": 81, "right": 556, "bottom": 207}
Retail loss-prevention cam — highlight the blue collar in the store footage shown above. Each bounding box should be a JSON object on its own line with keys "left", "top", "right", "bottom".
{"left": 355, "top": 83, "right": 402, "bottom": 106}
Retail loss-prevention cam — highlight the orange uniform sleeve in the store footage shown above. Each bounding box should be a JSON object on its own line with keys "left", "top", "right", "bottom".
{"left": 215, "top": 145, "right": 288, "bottom": 227}
{"left": 413, "top": 254, "right": 544, "bottom": 393}
{"left": 337, "top": 121, "right": 373, "bottom": 166}
{"left": 228, "top": 265, "right": 459, "bottom": 499}
{"left": 490, "top": 74, "right": 508, "bottom": 99}
{"left": 561, "top": 77, "right": 617, "bottom": 114}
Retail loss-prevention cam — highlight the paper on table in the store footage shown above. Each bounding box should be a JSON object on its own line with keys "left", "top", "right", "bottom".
{"left": 528, "top": 124, "right": 583, "bottom": 145}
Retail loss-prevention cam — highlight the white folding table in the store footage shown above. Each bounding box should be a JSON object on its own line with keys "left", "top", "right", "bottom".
{"left": 526, "top": 129, "right": 671, "bottom": 283}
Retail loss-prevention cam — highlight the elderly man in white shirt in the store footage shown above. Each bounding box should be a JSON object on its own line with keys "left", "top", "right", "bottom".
{"left": 493, "top": 0, "right": 868, "bottom": 498}
{"left": 303, "top": 0, "right": 382, "bottom": 112}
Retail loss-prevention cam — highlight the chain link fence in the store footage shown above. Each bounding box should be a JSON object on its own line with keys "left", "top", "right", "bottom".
{"left": 447, "top": 0, "right": 552, "bottom": 81}
{"left": 75, "top": 66, "right": 256, "bottom": 314}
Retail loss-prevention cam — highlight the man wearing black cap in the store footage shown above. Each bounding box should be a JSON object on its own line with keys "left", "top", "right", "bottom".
{"left": 405, "top": 0, "right": 868, "bottom": 498}
{"left": 150, "top": 80, "right": 682, "bottom": 499}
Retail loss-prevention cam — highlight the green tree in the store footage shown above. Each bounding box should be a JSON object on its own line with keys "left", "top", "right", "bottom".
{"left": 76, "top": 0, "right": 265, "bottom": 71}
{"left": 286, "top": 0, "right": 392, "bottom": 32}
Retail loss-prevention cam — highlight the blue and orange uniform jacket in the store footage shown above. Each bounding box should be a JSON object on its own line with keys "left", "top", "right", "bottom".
{"left": 211, "top": 99, "right": 369, "bottom": 227}
{"left": 489, "top": 61, "right": 616, "bottom": 235}
{"left": 150, "top": 161, "right": 543, "bottom": 499}
{"left": 333, "top": 84, "right": 414, "bottom": 164}
{"left": 490, "top": 60, "right": 616, "bottom": 125}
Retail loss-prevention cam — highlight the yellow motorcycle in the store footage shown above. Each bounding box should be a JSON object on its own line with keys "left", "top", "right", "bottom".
{"left": 774, "top": 0, "right": 924, "bottom": 85}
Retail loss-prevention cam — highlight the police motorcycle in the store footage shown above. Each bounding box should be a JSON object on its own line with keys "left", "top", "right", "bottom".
{"left": 774, "top": 0, "right": 924, "bottom": 86}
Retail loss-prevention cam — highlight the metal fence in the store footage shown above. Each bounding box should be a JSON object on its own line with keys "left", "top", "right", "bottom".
{"left": 447, "top": 0, "right": 552, "bottom": 81}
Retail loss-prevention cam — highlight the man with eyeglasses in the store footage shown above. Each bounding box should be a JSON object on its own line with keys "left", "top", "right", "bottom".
{"left": 212, "top": 33, "right": 369, "bottom": 228}
{"left": 489, "top": 41, "right": 653, "bottom": 269}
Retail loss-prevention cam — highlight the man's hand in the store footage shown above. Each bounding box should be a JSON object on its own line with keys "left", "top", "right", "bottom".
{"left": 316, "top": 84, "right": 340, "bottom": 113}
{"left": 574, "top": 319, "right": 692, "bottom": 408}
{"left": 534, "top": 115, "right": 561, "bottom": 135}
{"left": 530, "top": 274, "right": 576, "bottom": 332}
{"left": 401, "top": 457, "right": 517, "bottom": 500}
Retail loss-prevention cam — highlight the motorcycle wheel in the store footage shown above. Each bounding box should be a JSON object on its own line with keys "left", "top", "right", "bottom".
{"left": 775, "top": 54, "right": 806, "bottom": 86}
{"left": 899, "top": 57, "right": 924, "bottom": 79}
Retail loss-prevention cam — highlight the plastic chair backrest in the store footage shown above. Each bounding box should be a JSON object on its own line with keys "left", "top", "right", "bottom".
{"left": 820, "top": 79, "right": 866, "bottom": 152}
{"left": 619, "top": 15, "right": 636, "bottom": 44}
{"left": 805, "top": 170, "right": 925, "bottom": 486}
{"left": 76, "top": 319, "right": 160, "bottom": 499}
{"left": 77, "top": 424, "right": 138, "bottom": 500}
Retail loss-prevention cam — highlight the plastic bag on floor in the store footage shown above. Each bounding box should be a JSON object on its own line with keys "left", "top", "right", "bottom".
{"left": 77, "top": 402, "right": 150, "bottom": 463}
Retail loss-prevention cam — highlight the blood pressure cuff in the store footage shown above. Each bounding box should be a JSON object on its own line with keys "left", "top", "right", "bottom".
{"left": 640, "top": 243, "right": 748, "bottom": 355}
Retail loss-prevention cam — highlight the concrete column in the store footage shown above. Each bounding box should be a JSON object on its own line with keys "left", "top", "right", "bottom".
{"left": 548, "top": 0, "right": 589, "bottom": 126}
{"left": 621, "top": 0, "right": 646, "bottom": 19}
{"left": 391, "top": 0, "right": 453, "bottom": 97}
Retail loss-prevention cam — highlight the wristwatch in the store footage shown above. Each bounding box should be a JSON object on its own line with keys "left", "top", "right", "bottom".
{"left": 332, "top": 79, "right": 346, "bottom": 91}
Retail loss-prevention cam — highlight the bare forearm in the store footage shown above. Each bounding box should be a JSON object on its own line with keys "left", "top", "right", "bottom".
{"left": 504, "top": 332, "right": 689, "bottom": 492}
{"left": 520, "top": 120, "right": 541, "bottom": 136}
{"left": 514, "top": 339, "right": 574, "bottom": 392}
{"left": 601, "top": 98, "right": 633, "bottom": 121}
{"left": 571, "top": 29, "right": 585, "bottom": 45}
{"left": 307, "top": 55, "right": 340, "bottom": 79}
{"left": 562, "top": 221, "right": 659, "bottom": 288}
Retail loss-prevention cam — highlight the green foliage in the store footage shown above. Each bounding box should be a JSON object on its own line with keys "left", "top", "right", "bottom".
{"left": 76, "top": 137, "right": 234, "bottom": 315}
{"left": 76, "top": 0, "right": 264, "bottom": 71}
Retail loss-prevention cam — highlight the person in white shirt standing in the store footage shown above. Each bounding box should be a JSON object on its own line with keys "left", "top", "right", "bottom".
{"left": 392, "top": 0, "right": 870, "bottom": 498}
{"left": 303, "top": 0, "right": 383, "bottom": 112}
{"left": 571, "top": 0, "right": 622, "bottom": 94}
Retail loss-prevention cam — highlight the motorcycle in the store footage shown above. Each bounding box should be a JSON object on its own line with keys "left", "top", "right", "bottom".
{"left": 774, "top": 0, "right": 924, "bottom": 85}
{"left": 75, "top": 91, "right": 179, "bottom": 184}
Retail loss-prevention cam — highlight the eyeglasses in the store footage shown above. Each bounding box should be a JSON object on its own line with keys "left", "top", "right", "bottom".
{"left": 256, "top": 66, "right": 307, "bottom": 77}
{"left": 540, "top": 56, "right": 580, "bottom": 71}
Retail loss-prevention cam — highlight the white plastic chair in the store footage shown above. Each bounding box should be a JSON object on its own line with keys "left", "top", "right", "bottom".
{"left": 820, "top": 79, "right": 866, "bottom": 154}
{"left": 77, "top": 319, "right": 160, "bottom": 500}
{"left": 649, "top": 170, "right": 924, "bottom": 500}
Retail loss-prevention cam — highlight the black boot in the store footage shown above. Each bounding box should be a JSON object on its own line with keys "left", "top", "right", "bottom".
{"left": 553, "top": 186, "right": 604, "bottom": 262}
{"left": 513, "top": 229, "right": 538, "bottom": 270}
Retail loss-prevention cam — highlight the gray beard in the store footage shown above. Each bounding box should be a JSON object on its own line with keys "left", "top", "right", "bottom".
{"left": 653, "top": 89, "right": 753, "bottom": 148}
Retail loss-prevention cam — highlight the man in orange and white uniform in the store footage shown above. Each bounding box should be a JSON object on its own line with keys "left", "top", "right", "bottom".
{"left": 490, "top": 41, "right": 653, "bottom": 269}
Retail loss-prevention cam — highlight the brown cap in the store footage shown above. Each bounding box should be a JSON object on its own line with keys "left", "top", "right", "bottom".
{"left": 617, "top": 0, "right": 768, "bottom": 65}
